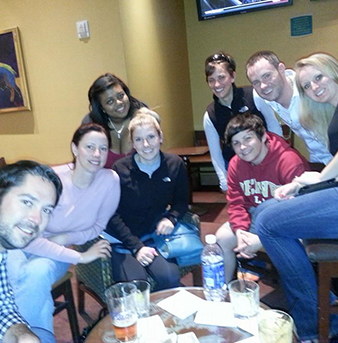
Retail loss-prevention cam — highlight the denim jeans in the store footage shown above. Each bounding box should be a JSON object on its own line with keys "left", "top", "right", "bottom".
{"left": 7, "top": 250, "right": 69, "bottom": 334}
{"left": 255, "top": 188, "right": 338, "bottom": 340}
{"left": 31, "top": 327, "right": 56, "bottom": 343}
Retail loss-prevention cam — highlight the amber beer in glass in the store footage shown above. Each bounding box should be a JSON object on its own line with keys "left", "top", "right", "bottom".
{"left": 105, "top": 283, "right": 138, "bottom": 343}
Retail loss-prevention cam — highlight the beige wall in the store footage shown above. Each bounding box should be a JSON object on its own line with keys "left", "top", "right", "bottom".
{"left": 0, "top": 0, "right": 127, "bottom": 164}
{"left": 0, "top": 0, "right": 194, "bottom": 164}
{"left": 2, "top": 1, "right": 337, "bottom": 162}
{"left": 118, "top": 0, "right": 194, "bottom": 150}
{"left": 184, "top": 0, "right": 338, "bottom": 156}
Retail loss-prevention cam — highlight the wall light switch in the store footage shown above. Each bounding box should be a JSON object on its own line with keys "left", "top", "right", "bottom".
{"left": 76, "top": 20, "right": 90, "bottom": 39}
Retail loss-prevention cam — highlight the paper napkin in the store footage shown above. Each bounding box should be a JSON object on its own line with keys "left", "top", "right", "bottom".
{"left": 194, "top": 301, "right": 237, "bottom": 327}
{"left": 138, "top": 315, "right": 169, "bottom": 343}
{"left": 157, "top": 289, "right": 205, "bottom": 320}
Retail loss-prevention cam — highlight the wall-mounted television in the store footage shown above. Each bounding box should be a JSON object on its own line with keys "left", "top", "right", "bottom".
{"left": 197, "top": 0, "right": 293, "bottom": 21}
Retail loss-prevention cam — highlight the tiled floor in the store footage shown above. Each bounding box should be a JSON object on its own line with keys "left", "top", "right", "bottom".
{"left": 53, "top": 191, "right": 286, "bottom": 342}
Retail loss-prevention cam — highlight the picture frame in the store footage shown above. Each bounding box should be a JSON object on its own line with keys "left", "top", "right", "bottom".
{"left": 0, "top": 27, "right": 31, "bottom": 113}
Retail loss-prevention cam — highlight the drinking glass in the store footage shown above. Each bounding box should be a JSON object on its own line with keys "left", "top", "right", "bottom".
{"left": 228, "top": 279, "right": 259, "bottom": 318}
{"left": 131, "top": 280, "right": 150, "bottom": 318}
{"left": 258, "top": 310, "right": 293, "bottom": 343}
{"left": 105, "top": 282, "right": 138, "bottom": 343}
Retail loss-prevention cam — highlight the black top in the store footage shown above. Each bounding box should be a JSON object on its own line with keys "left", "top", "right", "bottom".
{"left": 206, "top": 84, "right": 267, "bottom": 162}
{"left": 105, "top": 152, "right": 188, "bottom": 252}
{"left": 328, "top": 105, "right": 338, "bottom": 156}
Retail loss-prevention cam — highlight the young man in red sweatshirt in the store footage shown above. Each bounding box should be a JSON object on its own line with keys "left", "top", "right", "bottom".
{"left": 215, "top": 113, "right": 308, "bottom": 283}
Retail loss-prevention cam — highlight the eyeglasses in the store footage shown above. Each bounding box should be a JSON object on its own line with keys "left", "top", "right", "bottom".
{"left": 207, "top": 53, "right": 232, "bottom": 64}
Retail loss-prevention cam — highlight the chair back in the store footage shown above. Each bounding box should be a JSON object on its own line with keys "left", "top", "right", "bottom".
{"left": 0, "top": 157, "right": 6, "bottom": 169}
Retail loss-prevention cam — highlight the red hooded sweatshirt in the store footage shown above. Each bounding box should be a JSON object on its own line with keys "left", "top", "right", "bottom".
{"left": 227, "top": 132, "right": 308, "bottom": 232}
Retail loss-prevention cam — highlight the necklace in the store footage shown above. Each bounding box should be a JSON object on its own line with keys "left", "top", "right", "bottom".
{"left": 108, "top": 118, "right": 125, "bottom": 139}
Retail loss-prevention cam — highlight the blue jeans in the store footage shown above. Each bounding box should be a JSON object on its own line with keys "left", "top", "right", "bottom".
{"left": 31, "top": 327, "right": 56, "bottom": 343}
{"left": 225, "top": 160, "right": 229, "bottom": 170}
{"left": 7, "top": 250, "right": 70, "bottom": 334}
{"left": 255, "top": 188, "right": 338, "bottom": 341}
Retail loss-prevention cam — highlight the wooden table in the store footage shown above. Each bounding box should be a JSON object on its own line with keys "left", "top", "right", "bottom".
{"left": 166, "top": 146, "right": 209, "bottom": 158}
{"left": 85, "top": 286, "right": 265, "bottom": 342}
{"left": 166, "top": 147, "right": 209, "bottom": 213}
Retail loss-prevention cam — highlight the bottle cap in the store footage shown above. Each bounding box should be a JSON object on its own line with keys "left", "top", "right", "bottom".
{"left": 205, "top": 234, "right": 216, "bottom": 245}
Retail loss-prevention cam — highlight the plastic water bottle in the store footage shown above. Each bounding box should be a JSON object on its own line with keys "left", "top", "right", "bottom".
{"left": 202, "top": 234, "right": 226, "bottom": 301}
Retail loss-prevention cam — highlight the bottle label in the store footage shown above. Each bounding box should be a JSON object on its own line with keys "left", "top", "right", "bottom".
{"left": 203, "top": 260, "right": 225, "bottom": 290}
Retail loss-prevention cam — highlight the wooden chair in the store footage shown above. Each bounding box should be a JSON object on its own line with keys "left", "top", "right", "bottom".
{"left": 73, "top": 212, "right": 203, "bottom": 325}
{"left": 192, "top": 131, "right": 218, "bottom": 191}
{"left": 52, "top": 271, "right": 81, "bottom": 343}
{"left": 0, "top": 157, "right": 6, "bottom": 169}
{"left": 303, "top": 239, "right": 338, "bottom": 343}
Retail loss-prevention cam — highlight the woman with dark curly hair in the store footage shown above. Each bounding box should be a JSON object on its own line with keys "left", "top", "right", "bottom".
{"left": 82, "top": 73, "right": 147, "bottom": 167}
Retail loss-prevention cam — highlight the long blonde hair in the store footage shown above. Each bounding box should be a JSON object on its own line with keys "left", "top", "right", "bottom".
{"left": 295, "top": 53, "right": 338, "bottom": 146}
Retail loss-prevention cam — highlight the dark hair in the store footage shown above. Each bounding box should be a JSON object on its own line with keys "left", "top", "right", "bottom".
{"left": 0, "top": 160, "right": 63, "bottom": 206}
{"left": 88, "top": 73, "right": 147, "bottom": 129}
{"left": 225, "top": 113, "right": 266, "bottom": 145}
{"left": 245, "top": 51, "right": 280, "bottom": 77}
{"left": 71, "top": 123, "right": 111, "bottom": 164}
{"left": 205, "top": 52, "right": 236, "bottom": 81}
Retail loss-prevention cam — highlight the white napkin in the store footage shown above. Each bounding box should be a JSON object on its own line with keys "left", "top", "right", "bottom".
{"left": 236, "top": 316, "right": 259, "bottom": 337}
{"left": 137, "top": 315, "right": 169, "bottom": 343}
{"left": 236, "top": 337, "right": 260, "bottom": 343}
{"left": 157, "top": 290, "right": 205, "bottom": 320}
{"left": 177, "top": 332, "right": 199, "bottom": 343}
{"left": 194, "top": 301, "right": 237, "bottom": 327}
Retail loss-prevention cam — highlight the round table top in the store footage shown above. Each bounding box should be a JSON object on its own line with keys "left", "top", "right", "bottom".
{"left": 84, "top": 286, "right": 266, "bottom": 342}
{"left": 166, "top": 146, "right": 209, "bottom": 157}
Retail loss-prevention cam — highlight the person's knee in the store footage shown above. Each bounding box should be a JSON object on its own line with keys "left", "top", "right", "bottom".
{"left": 255, "top": 207, "right": 278, "bottom": 237}
{"left": 111, "top": 253, "right": 148, "bottom": 282}
{"left": 216, "top": 222, "right": 237, "bottom": 253}
{"left": 164, "top": 270, "right": 180, "bottom": 289}
{"left": 151, "top": 261, "right": 180, "bottom": 290}
{"left": 23, "top": 258, "right": 57, "bottom": 286}
{"left": 254, "top": 198, "right": 282, "bottom": 236}
{"left": 163, "top": 264, "right": 180, "bottom": 287}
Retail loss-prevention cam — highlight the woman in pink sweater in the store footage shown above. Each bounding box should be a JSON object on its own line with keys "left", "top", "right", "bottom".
{"left": 8, "top": 123, "right": 121, "bottom": 341}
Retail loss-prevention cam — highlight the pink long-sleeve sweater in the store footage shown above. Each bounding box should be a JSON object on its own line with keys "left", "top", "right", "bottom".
{"left": 23, "top": 164, "right": 121, "bottom": 264}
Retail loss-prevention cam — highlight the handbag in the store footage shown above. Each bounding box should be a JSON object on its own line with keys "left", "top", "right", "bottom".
{"left": 152, "top": 221, "right": 204, "bottom": 267}
{"left": 298, "top": 178, "right": 338, "bottom": 195}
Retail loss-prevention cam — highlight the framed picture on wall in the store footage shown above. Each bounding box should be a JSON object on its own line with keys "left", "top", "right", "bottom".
{"left": 0, "top": 27, "right": 31, "bottom": 113}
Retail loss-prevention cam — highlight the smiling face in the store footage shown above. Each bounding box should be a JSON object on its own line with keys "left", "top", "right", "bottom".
{"left": 99, "top": 84, "right": 131, "bottom": 123}
{"left": 207, "top": 63, "right": 235, "bottom": 105}
{"left": 0, "top": 174, "right": 57, "bottom": 250}
{"left": 72, "top": 131, "right": 109, "bottom": 174}
{"left": 231, "top": 129, "right": 268, "bottom": 165}
{"left": 247, "top": 58, "right": 286, "bottom": 103}
{"left": 298, "top": 65, "right": 338, "bottom": 107}
{"left": 132, "top": 124, "right": 162, "bottom": 165}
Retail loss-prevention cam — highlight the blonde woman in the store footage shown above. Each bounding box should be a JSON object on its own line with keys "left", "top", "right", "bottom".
{"left": 295, "top": 52, "right": 338, "bottom": 155}
{"left": 106, "top": 109, "right": 188, "bottom": 291}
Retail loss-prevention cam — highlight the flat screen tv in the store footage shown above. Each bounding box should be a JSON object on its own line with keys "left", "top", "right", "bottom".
{"left": 197, "top": 0, "right": 293, "bottom": 21}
